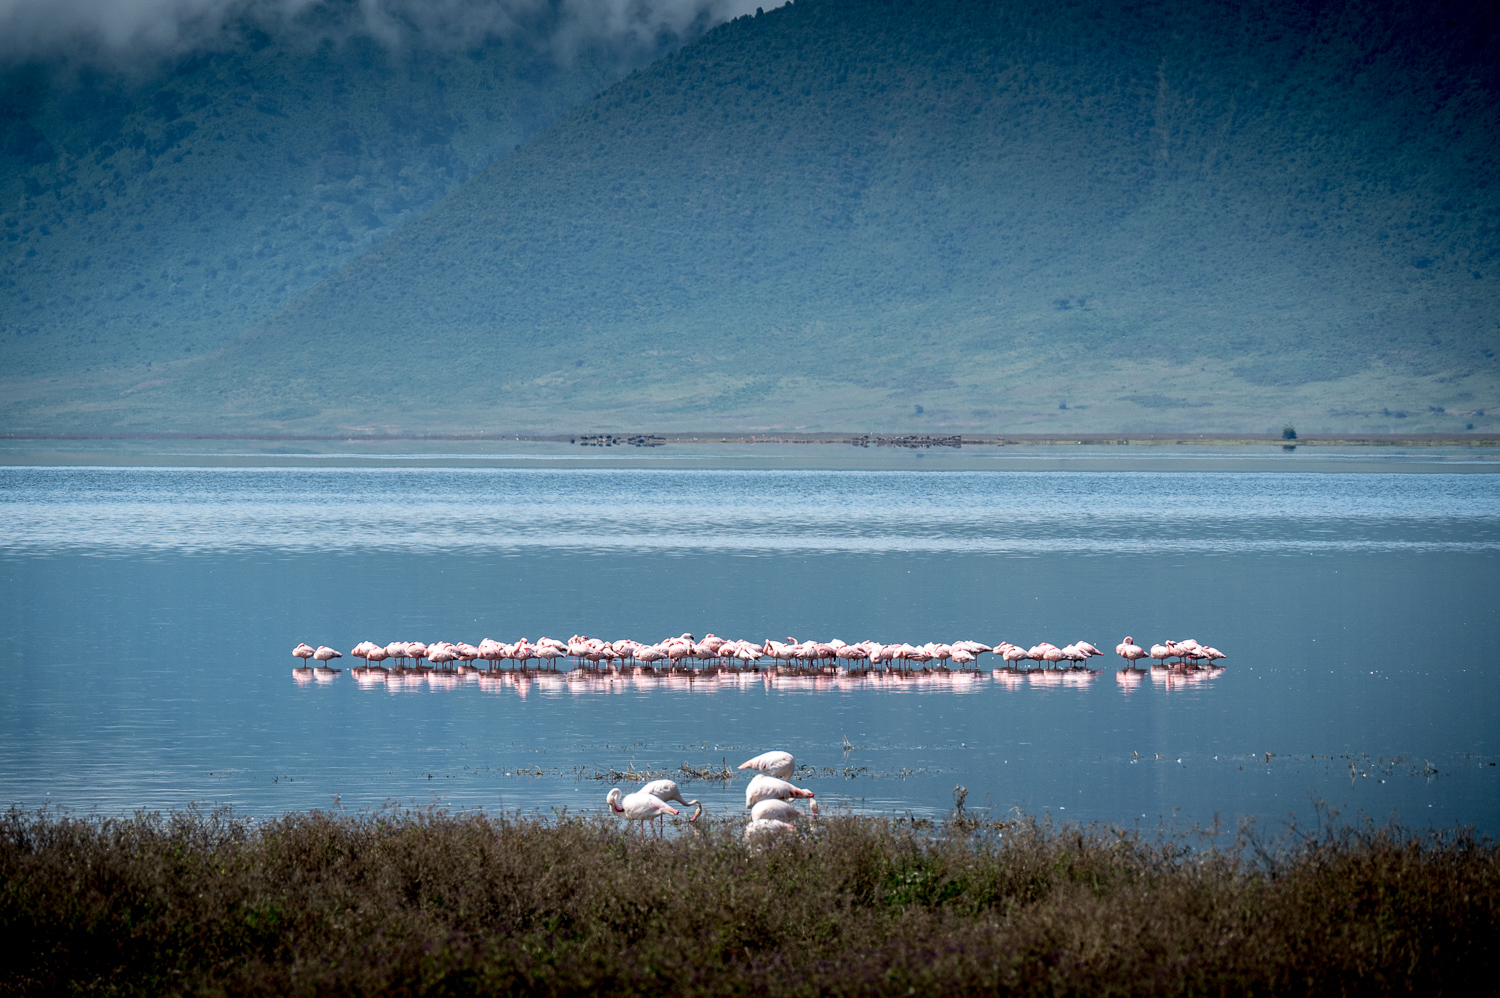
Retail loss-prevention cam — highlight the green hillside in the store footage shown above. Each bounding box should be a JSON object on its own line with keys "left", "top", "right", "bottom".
{"left": 0, "top": 2, "right": 700, "bottom": 378}
{"left": 9, "top": 0, "right": 1500, "bottom": 434}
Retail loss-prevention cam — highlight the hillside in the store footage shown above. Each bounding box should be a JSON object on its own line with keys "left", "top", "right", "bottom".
{"left": 0, "top": 1, "right": 712, "bottom": 378}
{"left": 9, "top": 0, "right": 1500, "bottom": 435}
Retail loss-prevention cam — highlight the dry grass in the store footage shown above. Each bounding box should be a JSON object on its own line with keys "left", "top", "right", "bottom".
{"left": 1, "top": 806, "right": 1494, "bottom": 996}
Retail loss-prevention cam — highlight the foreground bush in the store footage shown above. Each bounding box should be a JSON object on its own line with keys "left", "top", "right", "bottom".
{"left": 1, "top": 806, "right": 1494, "bottom": 996}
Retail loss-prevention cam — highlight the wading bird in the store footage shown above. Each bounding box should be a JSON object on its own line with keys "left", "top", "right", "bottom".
{"left": 640, "top": 778, "right": 702, "bottom": 826}
{"left": 745, "top": 774, "right": 815, "bottom": 808}
{"left": 739, "top": 750, "right": 795, "bottom": 779}
{"left": 744, "top": 818, "right": 796, "bottom": 845}
{"left": 751, "top": 798, "right": 809, "bottom": 823}
{"left": 607, "top": 788, "right": 679, "bottom": 839}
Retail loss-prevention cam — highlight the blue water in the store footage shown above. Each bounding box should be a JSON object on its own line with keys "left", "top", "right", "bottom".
{"left": 2, "top": 453, "right": 1498, "bottom": 832}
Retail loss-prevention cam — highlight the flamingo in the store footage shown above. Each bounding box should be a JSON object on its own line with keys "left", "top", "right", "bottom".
{"left": 751, "top": 798, "right": 808, "bottom": 822}
{"left": 293, "top": 643, "right": 315, "bottom": 663}
{"left": 744, "top": 818, "right": 796, "bottom": 845}
{"left": 640, "top": 778, "right": 702, "bottom": 825}
{"left": 1176, "top": 640, "right": 1206, "bottom": 667}
{"left": 1116, "top": 636, "right": 1149, "bottom": 665}
{"left": 1149, "top": 644, "right": 1172, "bottom": 667}
{"left": 535, "top": 641, "right": 565, "bottom": 670}
{"left": 739, "top": 750, "right": 795, "bottom": 780}
{"left": 745, "top": 774, "right": 814, "bottom": 808}
{"left": 312, "top": 645, "right": 342, "bottom": 663}
{"left": 1000, "top": 645, "right": 1029, "bottom": 668}
{"left": 607, "top": 788, "right": 679, "bottom": 839}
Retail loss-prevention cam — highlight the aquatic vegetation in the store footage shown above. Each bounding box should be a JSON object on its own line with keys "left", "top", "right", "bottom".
{"left": 1, "top": 806, "right": 1493, "bottom": 995}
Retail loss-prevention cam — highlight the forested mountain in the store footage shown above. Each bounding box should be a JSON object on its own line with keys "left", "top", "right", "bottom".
{"left": 0, "top": 0, "right": 717, "bottom": 377}
{"left": 7, "top": 0, "right": 1499, "bottom": 434}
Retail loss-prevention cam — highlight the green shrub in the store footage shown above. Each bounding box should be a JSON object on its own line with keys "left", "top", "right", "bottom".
{"left": 1, "top": 806, "right": 1493, "bottom": 995}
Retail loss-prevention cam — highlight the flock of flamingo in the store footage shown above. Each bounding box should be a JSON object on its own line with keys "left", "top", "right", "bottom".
{"left": 291, "top": 634, "right": 1227, "bottom": 674}
{"left": 607, "top": 749, "right": 817, "bottom": 843}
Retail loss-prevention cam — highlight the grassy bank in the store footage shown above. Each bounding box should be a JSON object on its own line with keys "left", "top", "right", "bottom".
{"left": 2, "top": 809, "right": 1495, "bottom": 996}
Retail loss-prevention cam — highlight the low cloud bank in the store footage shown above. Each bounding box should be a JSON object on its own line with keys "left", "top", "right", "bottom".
{"left": 0, "top": 0, "right": 770, "bottom": 65}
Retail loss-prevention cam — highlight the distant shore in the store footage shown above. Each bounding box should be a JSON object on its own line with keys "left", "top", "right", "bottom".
{"left": 4, "top": 431, "right": 1498, "bottom": 447}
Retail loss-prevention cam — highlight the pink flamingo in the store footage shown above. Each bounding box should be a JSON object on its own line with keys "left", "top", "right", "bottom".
{"left": 607, "top": 788, "right": 679, "bottom": 839}
{"left": 640, "top": 779, "right": 702, "bottom": 826}
{"left": 739, "top": 750, "right": 795, "bottom": 780}
{"left": 1116, "top": 637, "right": 1149, "bottom": 665}
{"left": 744, "top": 818, "right": 797, "bottom": 845}
{"left": 751, "top": 798, "right": 809, "bottom": 822}
{"left": 745, "top": 774, "right": 814, "bottom": 808}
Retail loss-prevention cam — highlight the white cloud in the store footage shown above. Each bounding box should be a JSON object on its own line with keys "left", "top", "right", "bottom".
{"left": 0, "top": 0, "right": 771, "bottom": 64}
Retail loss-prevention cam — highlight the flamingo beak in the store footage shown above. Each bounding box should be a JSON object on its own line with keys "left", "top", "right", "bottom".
{"left": 689, "top": 802, "right": 702, "bottom": 822}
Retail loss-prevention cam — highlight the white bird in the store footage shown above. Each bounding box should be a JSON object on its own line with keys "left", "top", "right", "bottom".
{"left": 750, "top": 798, "right": 807, "bottom": 823}
{"left": 745, "top": 774, "right": 815, "bottom": 808}
{"left": 606, "top": 788, "right": 679, "bottom": 839}
{"left": 639, "top": 778, "right": 702, "bottom": 823}
{"left": 744, "top": 818, "right": 796, "bottom": 845}
{"left": 738, "top": 750, "right": 795, "bottom": 780}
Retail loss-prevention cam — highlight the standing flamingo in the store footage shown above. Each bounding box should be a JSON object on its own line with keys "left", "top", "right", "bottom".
{"left": 744, "top": 818, "right": 797, "bottom": 845}
{"left": 751, "top": 798, "right": 810, "bottom": 822}
{"left": 738, "top": 750, "right": 795, "bottom": 780}
{"left": 607, "top": 788, "right": 679, "bottom": 839}
{"left": 1116, "top": 637, "right": 1149, "bottom": 665}
{"left": 640, "top": 778, "right": 702, "bottom": 827}
{"left": 745, "top": 774, "right": 815, "bottom": 808}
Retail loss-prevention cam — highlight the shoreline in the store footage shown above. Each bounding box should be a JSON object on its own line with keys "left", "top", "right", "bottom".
{"left": 5, "top": 430, "right": 1499, "bottom": 447}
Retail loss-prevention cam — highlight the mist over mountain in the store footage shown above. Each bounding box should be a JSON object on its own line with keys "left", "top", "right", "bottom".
{"left": 0, "top": 0, "right": 756, "bottom": 66}
{"left": 0, "top": 0, "right": 754, "bottom": 377}
{"left": 6, "top": 0, "right": 1499, "bottom": 435}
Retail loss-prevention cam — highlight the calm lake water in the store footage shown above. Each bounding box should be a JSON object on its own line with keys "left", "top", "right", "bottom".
{"left": 2, "top": 445, "right": 1498, "bottom": 833}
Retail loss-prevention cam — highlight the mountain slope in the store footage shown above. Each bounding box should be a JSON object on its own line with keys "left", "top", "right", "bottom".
{"left": 0, "top": 2, "right": 716, "bottom": 377}
{"left": 14, "top": 0, "right": 1500, "bottom": 434}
